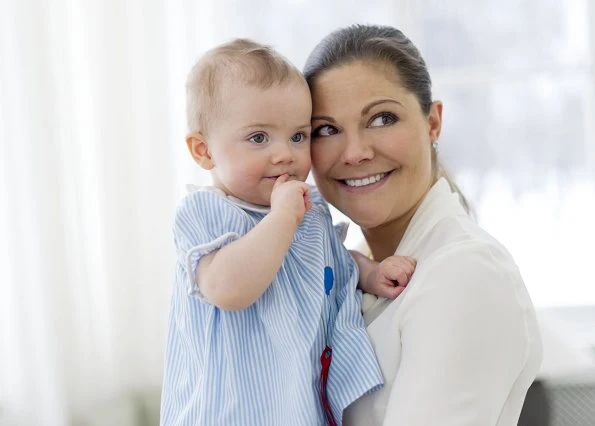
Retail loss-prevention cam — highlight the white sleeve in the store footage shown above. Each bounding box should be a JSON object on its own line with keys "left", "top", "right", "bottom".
{"left": 382, "top": 246, "right": 536, "bottom": 425}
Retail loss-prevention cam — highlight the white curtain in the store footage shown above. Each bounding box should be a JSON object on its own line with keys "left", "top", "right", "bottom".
{"left": 1, "top": 0, "right": 594, "bottom": 425}
{"left": 0, "top": 1, "right": 184, "bottom": 424}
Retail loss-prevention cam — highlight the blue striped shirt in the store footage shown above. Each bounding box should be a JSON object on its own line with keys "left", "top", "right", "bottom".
{"left": 161, "top": 186, "right": 383, "bottom": 425}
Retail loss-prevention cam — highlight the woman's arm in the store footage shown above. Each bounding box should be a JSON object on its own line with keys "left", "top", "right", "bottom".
{"left": 381, "top": 246, "right": 541, "bottom": 425}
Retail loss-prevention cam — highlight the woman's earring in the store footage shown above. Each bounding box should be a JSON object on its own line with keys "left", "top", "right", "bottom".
{"left": 432, "top": 140, "right": 439, "bottom": 153}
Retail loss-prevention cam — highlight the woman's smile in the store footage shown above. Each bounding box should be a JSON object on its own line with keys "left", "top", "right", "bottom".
{"left": 337, "top": 170, "right": 396, "bottom": 192}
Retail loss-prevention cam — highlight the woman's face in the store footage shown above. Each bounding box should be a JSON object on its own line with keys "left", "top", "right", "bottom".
{"left": 310, "top": 60, "right": 442, "bottom": 229}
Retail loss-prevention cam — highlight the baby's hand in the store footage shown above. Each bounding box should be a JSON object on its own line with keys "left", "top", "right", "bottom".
{"left": 270, "top": 174, "right": 312, "bottom": 225}
{"left": 362, "top": 256, "right": 416, "bottom": 299}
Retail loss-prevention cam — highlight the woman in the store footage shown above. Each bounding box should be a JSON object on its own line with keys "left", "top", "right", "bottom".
{"left": 304, "top": 25, "right": 542, "bottom": 425}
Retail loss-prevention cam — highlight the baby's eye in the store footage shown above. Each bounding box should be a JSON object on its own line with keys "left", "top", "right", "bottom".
{"left": 369, "top": 113, "right": 397, "bottom": 128}
{"left": 312, "top": 125, "right": 338, "bottom": 137}
{"left": 249, "top": 133, "right": 267, "bottom": 144}
{"left": 290, "top": 132, "right": 307, "bottom": 143}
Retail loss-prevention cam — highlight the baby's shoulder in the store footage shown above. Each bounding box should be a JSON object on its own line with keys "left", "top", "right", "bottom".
{"left": 309, "top": 185, "right": 328, "bottom": 208}
{"left": 178, "top": 186, "right": 239, "bottom": 213}
{"left": 174, "top": 186, "right": 251, "bottom": 233}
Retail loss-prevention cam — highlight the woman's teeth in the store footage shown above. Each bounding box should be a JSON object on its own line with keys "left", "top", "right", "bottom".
{"left": 344, "top": 173, "right": 387, "bottom": 187}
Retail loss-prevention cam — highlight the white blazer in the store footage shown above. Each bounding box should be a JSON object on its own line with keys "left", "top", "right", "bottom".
{"left": 344, "top": 178, "right": 542, "bottom": 426}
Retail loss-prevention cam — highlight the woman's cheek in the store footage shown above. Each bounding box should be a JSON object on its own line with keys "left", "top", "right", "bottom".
{"left": 311, "top": 142, "right": 336, "bottom": 172}
{"left": 310, "top": 144, "right": 326, "bottom": 172}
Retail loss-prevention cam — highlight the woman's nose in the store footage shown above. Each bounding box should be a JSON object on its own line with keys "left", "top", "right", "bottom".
{"left": 342, "top": 131, "right": 374, "bottom": 165}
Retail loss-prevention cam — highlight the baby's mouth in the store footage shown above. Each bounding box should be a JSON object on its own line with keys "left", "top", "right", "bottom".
{"left": 265, "top": 174, "right": 296, "bottom": 181}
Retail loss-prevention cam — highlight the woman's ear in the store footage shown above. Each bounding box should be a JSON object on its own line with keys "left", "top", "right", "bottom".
{"left": 186, "top": 132, "right": 214, "bottom": 170}
{"left": 428, "top": 101, "right": 443, "bottom": 143}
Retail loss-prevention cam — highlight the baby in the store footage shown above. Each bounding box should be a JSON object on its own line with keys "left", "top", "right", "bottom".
{"left": 160, "top": 39, "right": 416, "bottom": 425}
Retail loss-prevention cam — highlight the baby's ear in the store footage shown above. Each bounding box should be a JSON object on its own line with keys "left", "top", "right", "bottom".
{"left": 186, "top": 132, "right": 214, "bottom": 170}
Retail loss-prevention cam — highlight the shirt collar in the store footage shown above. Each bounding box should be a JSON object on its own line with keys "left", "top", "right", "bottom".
{"left": 360, "top": 177, "right": 468, "bottom": 322}
{"left": 395, "top": 177, "right": 468, "bottom": 256}
{"left": 186, "top": 184, "right": 271, "bottom": 214}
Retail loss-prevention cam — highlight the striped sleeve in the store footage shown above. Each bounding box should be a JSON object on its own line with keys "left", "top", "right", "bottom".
{"left": 309, "top": 185, "right": 326, "bottom": 207}
{"left": 173, "top": 190, "right": 251, "bottom": 298}
{"left": 310, "top": 185, "right": 350, "bottom": 242}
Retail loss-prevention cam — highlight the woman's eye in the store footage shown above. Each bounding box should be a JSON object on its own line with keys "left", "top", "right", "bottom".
{"left": 369, "top": 113, "right": 397, "bottom": 128}
{"left": 312, "top": 125, "right": 338, "bottom": 137}
{"left": 249, "top": 133, "right": 267, "bottom": 144}
{"left": 290, "top": 132, "right": 307, "bottom": 143}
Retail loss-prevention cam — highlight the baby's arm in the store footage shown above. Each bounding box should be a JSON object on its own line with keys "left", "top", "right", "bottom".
{"left": 350, "top": 250, "right": 416, "bottom": 299}
{"left": 198, "top": 175, "right": 312, "bottom": 310}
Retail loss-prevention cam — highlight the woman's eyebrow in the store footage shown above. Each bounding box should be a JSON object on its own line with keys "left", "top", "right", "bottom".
{"left": 361, "top": 99, "right": 403, "bottom": 115}
{"left": 311, "top": 115, "right": 336, "bottom": 123}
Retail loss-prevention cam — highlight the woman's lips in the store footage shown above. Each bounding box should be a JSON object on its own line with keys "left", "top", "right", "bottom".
{"left": 337, "top": 169, "right": 396, "bottom": 192}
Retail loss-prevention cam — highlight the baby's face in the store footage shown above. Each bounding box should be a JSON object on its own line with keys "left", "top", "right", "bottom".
{"left": 206, "top": 77, "right": 312, "bottom": 206}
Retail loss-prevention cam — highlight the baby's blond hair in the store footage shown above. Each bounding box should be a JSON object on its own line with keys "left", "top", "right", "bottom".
{"left": 186, "top": 39, "right": 305, "bottom": 135}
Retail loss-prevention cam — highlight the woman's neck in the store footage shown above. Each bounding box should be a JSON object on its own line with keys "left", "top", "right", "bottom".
{"left": 362, "top": 212, "right": 413, "bottom": 262}
{"left": 362, "top": 189, "right": 428, "bottom": 262}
